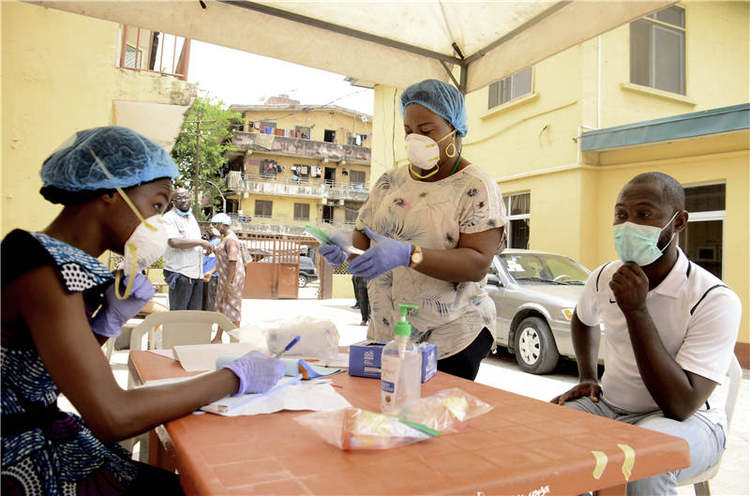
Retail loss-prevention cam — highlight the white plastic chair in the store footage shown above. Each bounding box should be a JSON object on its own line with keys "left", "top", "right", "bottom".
{"left": 128, "top": 310, "right": 236, "bottom": 353}
{"left": 679, "top": 355, "right": 743, "bottom": 496}
{"left": 123, "top": 310, "right": 236, "bottom": 461}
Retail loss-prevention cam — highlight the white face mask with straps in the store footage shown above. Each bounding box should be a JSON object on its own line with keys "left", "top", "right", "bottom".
{"left": 405, "top": 129, "right": 456, "bottom": 170}
{"left": 90, "top": 149, "right": 169, "bottom": 299}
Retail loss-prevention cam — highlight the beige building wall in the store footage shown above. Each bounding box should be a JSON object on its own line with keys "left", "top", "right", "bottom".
{"left": 599, "top": 2, "right": 749, "bottom": 128}
{"left": 1, "top": 1, "right": 195, "bottom": 236}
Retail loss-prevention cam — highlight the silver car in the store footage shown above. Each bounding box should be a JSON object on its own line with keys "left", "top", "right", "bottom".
{"left": 485, "top": 249, "right": 604, "bottom": 374}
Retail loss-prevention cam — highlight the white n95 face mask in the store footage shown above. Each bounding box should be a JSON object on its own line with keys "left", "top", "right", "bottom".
{"left": 122, "top": 215, "right": 168, "bottom": 275}
{"left": 405, "top": 130, "right": 456, "bottom": 170}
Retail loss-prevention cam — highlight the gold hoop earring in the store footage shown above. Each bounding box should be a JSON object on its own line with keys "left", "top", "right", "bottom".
{"left": 445, "top": 141, "right": 457, "bottom": 159}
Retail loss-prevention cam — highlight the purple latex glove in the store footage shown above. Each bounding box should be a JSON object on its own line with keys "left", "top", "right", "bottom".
{"left": 90, "top": 273, "right": 155, "bottom": 338}
{"left": 223, "top": 351, "right": 285, "bottom": 395}
{"left": 347, "top": 227, "right": 412, "bottom": 281}
{"left": 319, "top": 243, "right": 347, "bottom": 267}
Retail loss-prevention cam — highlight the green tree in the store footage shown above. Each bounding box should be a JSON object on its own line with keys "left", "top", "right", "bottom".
{"left": 171, "top": 93, "right": 241, "bottom": 219}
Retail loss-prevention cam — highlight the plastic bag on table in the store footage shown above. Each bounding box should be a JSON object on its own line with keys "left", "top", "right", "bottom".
{"left": 294, "top": 408, "right": 439, "bottom": 450}
{"left": 228, "top": 316, "right": 340, "bottom": 361}
{"left": 399, "top": 388, "right": 493, "bottom": 433}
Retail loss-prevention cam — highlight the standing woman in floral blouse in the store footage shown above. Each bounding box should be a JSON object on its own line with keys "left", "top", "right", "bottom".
{"left": 319, "top": 79, "right": 507, "bottom": 380}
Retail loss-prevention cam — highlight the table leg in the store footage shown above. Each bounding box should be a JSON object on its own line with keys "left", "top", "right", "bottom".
{"left": 596, "top": 484, "right": 626, "bottom": 496}
{"left": 148, "top": 427, "right": 176, "bottom": 472}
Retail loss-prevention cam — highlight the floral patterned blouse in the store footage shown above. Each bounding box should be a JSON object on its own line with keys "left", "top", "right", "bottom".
{"left": 356, "top": 164, "right": 506, "bottom": 359}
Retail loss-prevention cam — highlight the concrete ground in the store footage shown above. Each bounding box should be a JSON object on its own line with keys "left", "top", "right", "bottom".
{"left": 84, "top": 296, "right": 748, "bottom": 495}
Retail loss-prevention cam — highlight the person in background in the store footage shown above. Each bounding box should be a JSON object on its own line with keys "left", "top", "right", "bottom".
{"left": 319, "top": 79, "right": 506, "bottom": 381}
{"left": 202, "top": 228, "right": 221, "bottom": 312}
{"left": 209, "top": 213, "right": 246, "bottom": 343}
{"left": 350, "top": 275, "right": 361, "bottom": 310}
{"left": 354, "top": 275, "right": 370, "bottom": 326}
{"left": 162, "top": 188, "right": 213, "bottom": 310}
{"left": 552, "top": 172, "right": 741, "bottom": 495}
{"left": 1, "top": 126, "right": 284, "bottom": 494}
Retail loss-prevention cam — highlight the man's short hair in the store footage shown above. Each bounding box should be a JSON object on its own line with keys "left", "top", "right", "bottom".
{"left": 627, "top": 172, "right": 686, "bottom": 211}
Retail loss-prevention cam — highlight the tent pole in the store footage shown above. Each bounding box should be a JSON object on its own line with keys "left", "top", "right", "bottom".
{"left": 459, "top": 64, "right": 467, "bottom": 95}
{"left": 440, "top": 60, "right": 461, "bottom": 90}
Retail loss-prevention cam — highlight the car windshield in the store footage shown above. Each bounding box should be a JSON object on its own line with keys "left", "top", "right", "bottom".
{"left": 498, "top": 253, "right": 589, "bottom": 285}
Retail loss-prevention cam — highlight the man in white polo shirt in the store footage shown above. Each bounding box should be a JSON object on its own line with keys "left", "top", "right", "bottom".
{"left": 162, "top": 188, "right": 213, "bottom": 310}
{"left": 553, "top": 172, "right": 741, "bottom": 495}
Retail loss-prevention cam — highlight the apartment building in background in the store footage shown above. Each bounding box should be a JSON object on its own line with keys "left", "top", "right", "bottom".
{"left": 224, "top": 97, "right": 372, "bottom": 237}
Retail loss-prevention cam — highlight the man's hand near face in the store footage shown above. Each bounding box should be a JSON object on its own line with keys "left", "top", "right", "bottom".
{"left": 609, "top": 263, "right": 650, "bottom": 314}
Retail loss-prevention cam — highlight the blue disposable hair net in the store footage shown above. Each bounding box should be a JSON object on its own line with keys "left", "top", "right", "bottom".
{"left": 400, "top": 79, "right": 468, "bottom": 137}
{"left": 41, "top": 126, "right": 179, "bottom": 192}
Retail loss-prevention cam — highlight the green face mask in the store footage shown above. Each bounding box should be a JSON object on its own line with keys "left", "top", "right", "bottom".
{"left": 613, "top": 211, "right": 678, "bottom": 266}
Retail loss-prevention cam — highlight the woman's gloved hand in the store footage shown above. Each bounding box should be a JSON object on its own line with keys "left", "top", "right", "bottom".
{"left": 347, "top": 227, "right": 412, "bottom": 281}
{"left": 319, "top": 243, "right": 348, "bottom": 267}
{"left": 90, "top": 273, "right": 155, "bottom": 338}
{"left": 222, "top": 351, "right": 285, "bottom": 395}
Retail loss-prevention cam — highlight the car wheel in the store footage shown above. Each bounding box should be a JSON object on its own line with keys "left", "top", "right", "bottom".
{"left": 513, "top": 316, "right": 559, "bottom": 374}
{"left": 298, "top": 274, "right": 308, "bottom": 288}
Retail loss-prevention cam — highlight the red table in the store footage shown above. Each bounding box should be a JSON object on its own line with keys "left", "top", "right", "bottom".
{"left": 129, "top": 350, "right": 689, "bottom": 495}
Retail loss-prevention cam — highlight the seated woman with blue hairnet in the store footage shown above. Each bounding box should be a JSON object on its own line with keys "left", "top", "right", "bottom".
{"left": 1, "top": 127, "right": 284, "bottom": 495}
{"left": 320, "top": 79, "right": 507, "bottom": 380}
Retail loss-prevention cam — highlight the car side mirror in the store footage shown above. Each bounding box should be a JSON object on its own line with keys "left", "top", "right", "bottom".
{"left": 487, "top": 274, "right": 503, "bottom": 287}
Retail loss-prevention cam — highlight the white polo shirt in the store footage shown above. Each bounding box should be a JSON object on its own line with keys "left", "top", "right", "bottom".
{"left": 162, "top": 209, "right": 204, "bottom": 279}
{"left": 577, "top": 248, "right": 741, "bottom": 423}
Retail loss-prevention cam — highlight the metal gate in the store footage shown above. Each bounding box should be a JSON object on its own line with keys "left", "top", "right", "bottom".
{"left": 239, "top": 235, "right": 303, "bottom": 299}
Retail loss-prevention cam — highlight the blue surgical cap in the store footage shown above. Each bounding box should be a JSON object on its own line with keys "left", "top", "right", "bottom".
{"left": 41, "top": 126, "right": 179, "bottom": 192}
{"left": 400, "top": 79, "right": 468, "bottom": 137}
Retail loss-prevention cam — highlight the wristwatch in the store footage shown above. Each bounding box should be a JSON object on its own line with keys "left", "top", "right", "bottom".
{"left": 409, "top": 244, "right": 423, "bottom": 268}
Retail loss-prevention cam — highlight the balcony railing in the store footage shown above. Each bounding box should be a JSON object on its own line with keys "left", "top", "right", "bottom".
{"left": 227, "top": 214, "right": 356, "bottom": 237}
{"left": 232, "top": 131, "right": 371, "bottom": 164}
{"left": 244, "top": 180, "right": 329, "bottom": 199}
{"left": 227, "top": 171, "right": 369, "bottom": 202}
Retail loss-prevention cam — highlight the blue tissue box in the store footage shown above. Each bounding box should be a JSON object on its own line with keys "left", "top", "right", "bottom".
{"left": 348, "top": 340, "right": 437, "bottom": 383}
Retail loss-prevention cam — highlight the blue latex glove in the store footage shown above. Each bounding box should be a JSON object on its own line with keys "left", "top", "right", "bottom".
{"left": 90, "top": 273, "right": 155, "bottom": 338}
{"left": 319, "top": 243, "right": 347, "bottom": 267}
{"left": 222, "top": 351, "right": 285, "bottom": 395}
{"left": 347, "top": 227, "right": 412, "bottom": 281}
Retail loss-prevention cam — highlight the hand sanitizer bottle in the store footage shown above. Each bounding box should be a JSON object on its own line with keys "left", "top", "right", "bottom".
{"left": 381, "top": 304, "right": 421, "bottom": 415}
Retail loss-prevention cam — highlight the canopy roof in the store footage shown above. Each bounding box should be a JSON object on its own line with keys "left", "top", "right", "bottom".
{"left": 31, "top": 0, "right": 674, "bottom": 93}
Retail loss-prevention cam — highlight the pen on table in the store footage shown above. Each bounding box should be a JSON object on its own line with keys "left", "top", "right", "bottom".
{"left": 273, "top": 335, "right": 301, "bottom": 359}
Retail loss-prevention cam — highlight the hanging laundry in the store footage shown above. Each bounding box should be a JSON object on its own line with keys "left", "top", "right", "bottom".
{"left": 276, "top": 164, "right": 283, "bottom": 173}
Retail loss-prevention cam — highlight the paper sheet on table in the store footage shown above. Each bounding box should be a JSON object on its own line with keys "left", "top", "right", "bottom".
{"left": 202, "top": 379, "right": 351, "bottom": 416}
{"left": 135, "top": 371, "right": 212, "bottom": 388}
{"left": 146, "top": 349, "right": 175, "bottom": 360}
{"left": 173, "top": 343, "right": 260, "bottom": 371}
